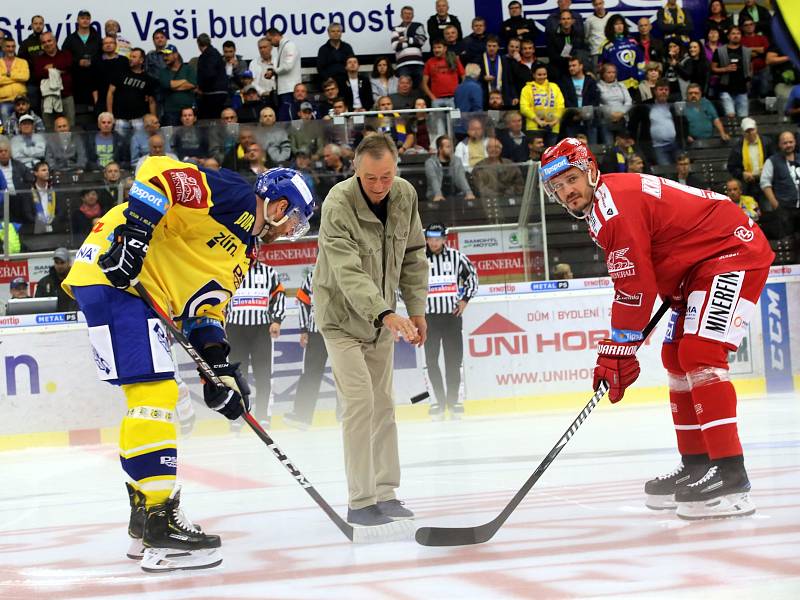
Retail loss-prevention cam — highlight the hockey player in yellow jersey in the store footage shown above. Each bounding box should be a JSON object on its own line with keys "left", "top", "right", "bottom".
{"left": 63, "top": 157, "right": 314, "bottom": 572}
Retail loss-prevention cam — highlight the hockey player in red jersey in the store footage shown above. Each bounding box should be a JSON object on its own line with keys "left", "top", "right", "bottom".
{"left": 540, "top": 138, "right": 775, "bottom": 520}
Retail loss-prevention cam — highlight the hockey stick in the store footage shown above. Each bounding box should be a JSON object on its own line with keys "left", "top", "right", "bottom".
{"left": 132, "top": 281, "right": 369, "bottom": 543}
{"left": 415, "top": 298, "right": 672, "bottom": 547}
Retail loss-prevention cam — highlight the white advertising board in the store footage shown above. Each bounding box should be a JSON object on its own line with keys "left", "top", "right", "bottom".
{"left": 1, "top": 1, "right": 476, "bottom": 62}
{"left": 1, "top": 275, "right": 797, "bottom": 439}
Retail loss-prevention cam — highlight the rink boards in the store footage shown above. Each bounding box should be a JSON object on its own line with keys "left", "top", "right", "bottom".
{"left": 1, "top": 269, "right": 799, "bottom": 449}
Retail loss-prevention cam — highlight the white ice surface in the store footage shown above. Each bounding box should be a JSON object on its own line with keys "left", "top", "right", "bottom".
{"left": 1, "top": 393, "right": 799, "bottom": 599}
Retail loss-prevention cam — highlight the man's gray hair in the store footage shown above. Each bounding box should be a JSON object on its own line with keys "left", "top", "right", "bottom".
{"left": 324, "top": 143, "right": 343, "bottom": 157}
{"left": 97, "top": 111, "right": 115, "bottom": 124}
{"left": 464, "top": 63, "right": 481, "bottom": 79}
{"left": 0, "top": 135, "right": 10, "bottom": 151}
{"left": 353, "top": 133, "right": 398, "bottom": 169}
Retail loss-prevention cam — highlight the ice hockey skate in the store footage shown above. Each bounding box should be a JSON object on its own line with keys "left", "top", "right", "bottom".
{"left": 139, "top": 487, "right": 222, "bottom": 572}
{"left": 429, "top": 404, "right": 445, "bottom": 421}
{"left": 126, "top": 483, "right": 205, "bottom": 560}
{"left": 675, "top": 461, "right": 756, "bottom": 520}
{"left": 282, "top": 412, "right": 311, "bottom": 430}
{"left": 125, "top": 482, "right": 146, "bottom": 560}
{"left": 644, "top": 455, "right": 710, "bottom": 510}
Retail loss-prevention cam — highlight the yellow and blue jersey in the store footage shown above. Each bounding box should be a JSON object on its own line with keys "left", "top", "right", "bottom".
{"left": 64, "top": 156, "right": 257, "bottom": 342}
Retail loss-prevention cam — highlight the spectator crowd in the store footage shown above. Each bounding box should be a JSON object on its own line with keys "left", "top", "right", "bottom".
{"left": 1, "top": 1, "right": 799, "bottom": 258}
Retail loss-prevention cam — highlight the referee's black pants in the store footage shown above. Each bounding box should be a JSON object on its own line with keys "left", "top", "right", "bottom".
{"left": 424, "top": 313, "right": 463, "bottom": 409}
{"left": 292, "top": 331, "right": 329, "bottom": 423}
{"left": 227, "top": 323, "right": 273, "bottom": 417}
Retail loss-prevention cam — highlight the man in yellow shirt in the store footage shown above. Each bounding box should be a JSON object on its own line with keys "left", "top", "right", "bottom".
{"left": 63, "top": 158, "right": 313, "bottom": 572}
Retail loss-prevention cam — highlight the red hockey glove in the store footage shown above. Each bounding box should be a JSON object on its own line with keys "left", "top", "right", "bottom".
{"left": 593, "top": 339, "right": 640, "bottom": 403}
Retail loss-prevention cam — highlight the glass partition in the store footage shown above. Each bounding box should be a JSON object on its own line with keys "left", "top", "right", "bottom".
{"left": 1, "top": 104, "right": 793, "bottom": 270}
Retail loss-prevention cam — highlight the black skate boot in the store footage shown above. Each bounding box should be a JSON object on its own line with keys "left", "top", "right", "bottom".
{"left": 429, "top": 404, "right": 445, "bottom": 421}
{"left": 449, "top": 403, "right": 465, "bottom": 420}
{"left": 126, "top": 483, "right": 203, "bottom": 560}
{"left": 675, "top": 456, "right": 755, "bottom": 520}
{"left": 126, "top": 483, "right": 146, "bottom": 559}
{"left": 140, "top": 487, "right": 222, "bottom": 572}
{"left": 644, "top": 454, "right": 710, "bottom": 510}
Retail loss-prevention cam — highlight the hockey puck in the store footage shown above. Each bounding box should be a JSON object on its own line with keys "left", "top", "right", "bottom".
{"left": 410, "top": 392, "right": 430, "bottom": 404}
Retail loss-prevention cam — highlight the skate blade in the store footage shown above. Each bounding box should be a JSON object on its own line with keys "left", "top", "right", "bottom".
{"left": 126, "top": 539, "right": 144, "bottom": 560}
{"left": 127, "top": 540, "right": 204, "bottom": 561}
{"left": 676, "top": 492, "right": 756, "bottom": 521}
{"left": 351, "top": 519, "right": 415, "bottom": 544}
{"left": 645, "top": 493, "right": 677, "bottom": 510}
{"left": 140, "top": 547, "right": 223, "bottom": 572}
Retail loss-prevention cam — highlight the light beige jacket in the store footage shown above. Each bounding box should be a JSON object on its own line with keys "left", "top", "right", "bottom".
{"left": 313, "top": 175, "right": 428, "bottom": 341}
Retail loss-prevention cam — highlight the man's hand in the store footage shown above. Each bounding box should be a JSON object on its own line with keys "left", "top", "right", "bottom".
{"left": 593, "top": 339, "right": 640, "bottom": 403}
{"left": 465, "top": 192, "right": 476, "bottom": 201}
{"left": 453, "top": 299, "right": 468, "bottom": 317}
{"left": 720, "top": 131, "right": 731, "bottom": 142}
{"left": 409, "top": 315, "right": 427, "bottom": 347}
{"left": 299, "top": 332, "right": 309, "bottom": 348}
{"left": 743, "top": 171, "right": 754, "bottom": 182}
{"left": 382, "top": 313, "right": 419, "bottom": 344}
{"left": 433, "top": 193, "right": 445, "bottom": 202}
{"left": 269, "top": 322, "right": 281, "bottom": 339}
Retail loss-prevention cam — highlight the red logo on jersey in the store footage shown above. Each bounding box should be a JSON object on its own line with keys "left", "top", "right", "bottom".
{"left": 614, "top": 290, "right": 643, "bottom": 307}
{"left": 734, "top": 226, "right": 754, "bottom": 243}
{"left": 165, "top": 168, "right": 208, "bottom": 209}
{"left": 606, "top": 248, "right": 636, "bottom": 279}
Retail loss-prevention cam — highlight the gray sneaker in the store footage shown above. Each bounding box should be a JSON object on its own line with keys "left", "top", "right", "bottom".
{"left": 377, "top": 499, "right": 414, "bottom": 520}
{"left": 347, "top": 505, "right": 392, "bottom": 526}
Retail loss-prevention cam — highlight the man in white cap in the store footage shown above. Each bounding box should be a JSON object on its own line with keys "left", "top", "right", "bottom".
{"left": 726, "top": 116, "right": 774, "bottom": 199}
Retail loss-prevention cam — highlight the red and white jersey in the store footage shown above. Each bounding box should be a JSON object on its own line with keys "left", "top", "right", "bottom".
{"left": 587, "top": 173, "right": 775, "bottom": 336}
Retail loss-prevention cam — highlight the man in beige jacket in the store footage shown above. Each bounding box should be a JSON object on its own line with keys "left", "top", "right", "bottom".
{"left": 314, "top": 134, "right": 428, "bottom": 528}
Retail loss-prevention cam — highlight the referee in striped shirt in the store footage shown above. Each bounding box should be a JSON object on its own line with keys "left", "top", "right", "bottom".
{"left": 284, "top": 270, "right": 331, "bottom": 429}
{"left": 227, "top": 260, "right": 286, "bottom": 429}
{"left": 424, "top": 223, "right": 478, "bottom": 419}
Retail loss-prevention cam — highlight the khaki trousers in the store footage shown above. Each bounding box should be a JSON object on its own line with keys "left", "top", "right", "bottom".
{"left": 323, "top": 329, "right": 400, "bottom": 509}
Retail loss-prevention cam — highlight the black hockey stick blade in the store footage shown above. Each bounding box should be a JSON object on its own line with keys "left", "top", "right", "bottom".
{"left": 131, "top": 281, "right": 358, "bottom": 542}
{"left": 410, "top": 391, "right": 430, "bottom": 404}
{"left": 415, "top": 383, "right": 608, "bottom": 547}
{"left": 415, "top": 299, "right": 671, "bottom": 547}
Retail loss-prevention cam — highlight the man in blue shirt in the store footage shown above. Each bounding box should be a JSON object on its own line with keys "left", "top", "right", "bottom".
{"left": 454, "top": 63, "right": 483, "bottom": 113}
{"left": 684, "top": 84, "right": 731, "bottom": 143}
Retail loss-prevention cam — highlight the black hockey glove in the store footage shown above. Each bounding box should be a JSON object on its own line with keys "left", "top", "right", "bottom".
{"left": 199, "top": 346, "right": 251, "bottom": 421}
{"left": 98, "top": 223, "right": 151, "bottom": 289}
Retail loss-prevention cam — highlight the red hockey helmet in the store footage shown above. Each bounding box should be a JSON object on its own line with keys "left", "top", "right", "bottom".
{"left": 540, "top": 138, "right": 600, "bottom": 218}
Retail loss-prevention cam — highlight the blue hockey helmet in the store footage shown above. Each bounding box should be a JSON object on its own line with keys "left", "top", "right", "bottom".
{"left": 254, "top": 168, "right": 315, "bottom": 240}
